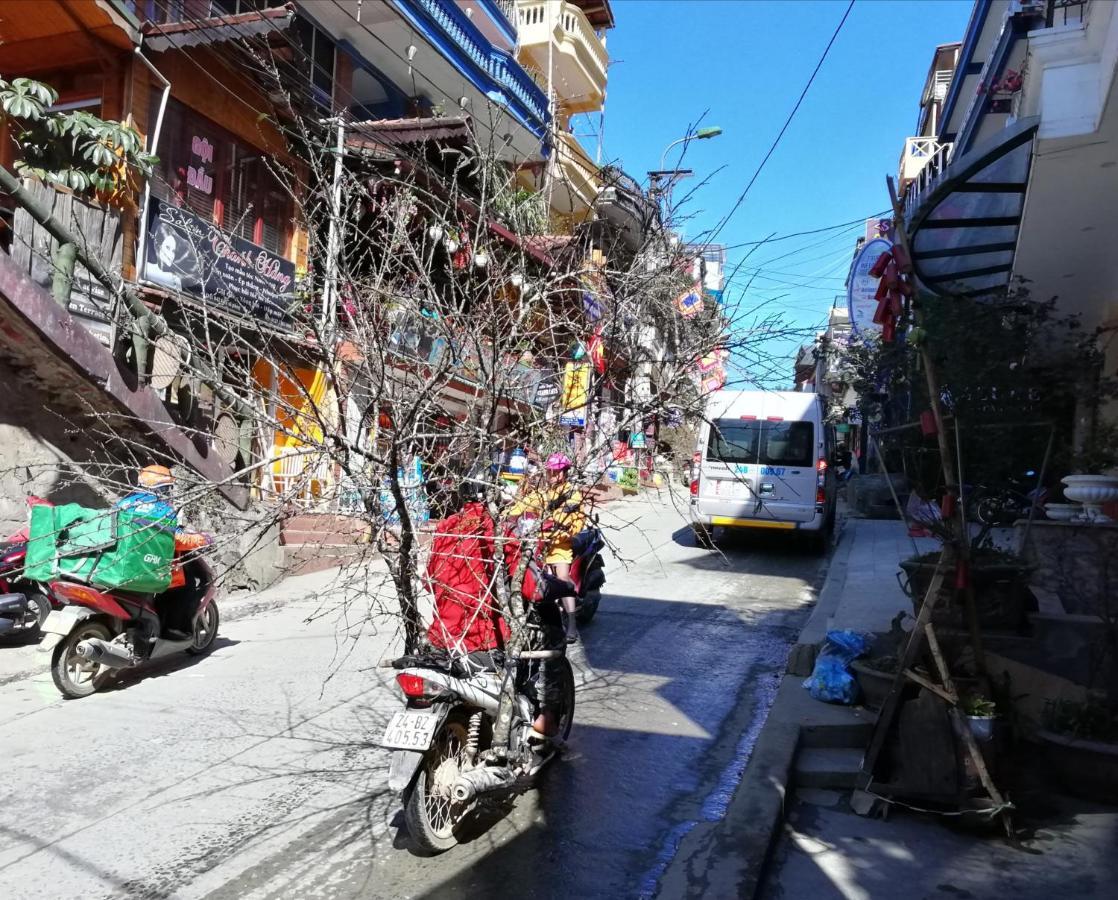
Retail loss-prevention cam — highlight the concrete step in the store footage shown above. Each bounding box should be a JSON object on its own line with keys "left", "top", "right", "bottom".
{"left": 280, "top": 529, "right": 371, "bottom": 546}
{"left": 283, "top": 513, "right": 368, "bottom": 532}
{"left": 282, "top": 544, "right": 374, "bottom": 576}
{"left": 800, "top": 718, "right": 875, "bottom": 749}
{"left": 794, "top": 747, "right": 864, "bottom": 790}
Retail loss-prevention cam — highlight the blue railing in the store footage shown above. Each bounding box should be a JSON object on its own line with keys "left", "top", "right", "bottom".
{"left": 395, "top": 0, "right": 550, "bottom": 138}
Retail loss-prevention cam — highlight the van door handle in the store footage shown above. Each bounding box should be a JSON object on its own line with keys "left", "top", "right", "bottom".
{"left": 759, "top": 482, "right": 775, "bottom": 495}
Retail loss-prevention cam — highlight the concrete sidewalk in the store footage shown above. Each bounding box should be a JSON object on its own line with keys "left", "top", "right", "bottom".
{"left": 746, "top": 517, "right": 1118, "bottom": 900}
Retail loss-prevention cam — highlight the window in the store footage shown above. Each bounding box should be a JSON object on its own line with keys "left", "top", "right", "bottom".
{"left": 151, "top": 97, "right": 291, "bottom": 255}
{"left": 707, "top": 420, "right": 761, "bottom": 465}
{"left": 761, "top": 422, "right": 814, "bottom": 468}
{"left": 294, "top": 17, "right": 336, "bottom": 100}
{"left": 707, "top": 420, "right": 815, "bottom": 468}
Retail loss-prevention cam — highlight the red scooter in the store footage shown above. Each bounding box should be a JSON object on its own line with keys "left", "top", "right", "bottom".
{"left": 0, "top": 498, "right": 57, "bottom": 639}
{"left": 39, "top": 550, "right": 220, "bottom": 699}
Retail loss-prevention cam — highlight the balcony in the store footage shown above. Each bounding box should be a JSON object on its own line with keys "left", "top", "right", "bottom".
{"left": 549, "top": 131, "right": 601, "bottom": 218}
{"left": 517, "top": 0, "right": 608, "bottom": 115}
{"left": 898, "top": 136, "right": 953, "bottom": 187}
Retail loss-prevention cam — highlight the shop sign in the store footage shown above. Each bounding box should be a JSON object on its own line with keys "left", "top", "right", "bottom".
{"left": 629, "top": 431, "right": 647, "bottom": 449}
{"left": 143, "top": 197, "right": 296, "bottom": 329}
{"left": 848, "top": 237, "right": 892, "bottom": 335}
{"left": 558, "top": 362, "right": 590, "bottom": 427}
{"left": 534, "top": 371, "right": 562, "bottom": 406}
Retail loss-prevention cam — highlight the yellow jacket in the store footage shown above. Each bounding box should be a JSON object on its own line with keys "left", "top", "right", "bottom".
{"left": 507, "top": 484, "right": 587, "bottom": 564}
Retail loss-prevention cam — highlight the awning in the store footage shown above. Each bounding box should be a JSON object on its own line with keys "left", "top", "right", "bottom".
{"left": 906, "top": 116, "right": 1039, "bottom": 298}
{"left": 142, "top": 4, "right": 294, "bottom": 53}
{"left": 348, "top": 117, "right": 473, "bottom": 154}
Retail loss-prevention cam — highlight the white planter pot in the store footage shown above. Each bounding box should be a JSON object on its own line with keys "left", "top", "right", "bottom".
{"left": 1044, "top": 502, "right": 1082, "bottom": 522}
{"left": 1062, "top": 475, "right": 1118, "bottom": 522}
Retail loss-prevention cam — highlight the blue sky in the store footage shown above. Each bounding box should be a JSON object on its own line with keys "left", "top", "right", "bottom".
{"left": 572, "top": 0, "right": 973, "bottom": 383}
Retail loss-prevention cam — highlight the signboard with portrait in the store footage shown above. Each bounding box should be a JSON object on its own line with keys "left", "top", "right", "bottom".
{"left": 847, "top": 236, "right": 892, "bottom": 335}
{"left": 142, "top": 197, "right": 296, "bottom": 329}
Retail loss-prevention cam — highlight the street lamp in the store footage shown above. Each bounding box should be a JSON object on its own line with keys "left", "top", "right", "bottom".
{"left": 659, "top": 126, "right": 723, "bottom": 172}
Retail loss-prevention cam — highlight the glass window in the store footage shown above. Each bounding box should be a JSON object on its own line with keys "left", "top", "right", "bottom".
{"left": 760, "top": 422, "right": 814, "bottom": 467}
{"left": 707, "top": 420, "right": 760, "bottom": 465}
{"left": 707, "top": 419, "right": 815, "bottom": 467}
{"left": 150, "top": 97, "right": 290, "bottom": 254}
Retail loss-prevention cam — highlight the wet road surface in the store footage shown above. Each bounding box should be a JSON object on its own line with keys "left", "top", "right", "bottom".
{"left": 0, "top": 494, "right": 825, "bottom": 899}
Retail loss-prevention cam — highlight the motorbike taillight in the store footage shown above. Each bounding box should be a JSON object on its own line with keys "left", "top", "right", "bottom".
{"left": 396, "top": 673, "right": 428, "bottom": 698}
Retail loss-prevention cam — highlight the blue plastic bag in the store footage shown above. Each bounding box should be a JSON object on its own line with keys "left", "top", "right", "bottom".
{"left": 802, "top": 629, "right": 869, "bottom": 705}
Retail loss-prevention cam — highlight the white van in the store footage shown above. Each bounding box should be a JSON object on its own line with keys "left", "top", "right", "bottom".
{"left": 690, "top": 390, "right": 837, "bottom": 548}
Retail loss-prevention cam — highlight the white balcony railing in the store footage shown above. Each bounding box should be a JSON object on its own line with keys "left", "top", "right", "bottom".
{"left": 903, "top": 140, "right": 954, "bottom": 216}
{"left": 517, "top": 1, "right": 608, "bottom": 112}
{"left": 899, "top": 136, "right": 953, "bottom": 183}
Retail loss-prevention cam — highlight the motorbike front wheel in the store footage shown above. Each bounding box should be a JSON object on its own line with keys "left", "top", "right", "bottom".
{"left": 186, "top": 602, "right": 219, "bottom": 656}
{"left": 51, "top": 621, "right": 115, "bottom": 699}
{"left": 404, "top": 711, "right": 474, "bottom": 854}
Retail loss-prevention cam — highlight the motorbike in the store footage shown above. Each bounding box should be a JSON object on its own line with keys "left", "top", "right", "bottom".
{"left": 382, "top": 520, "right": 578, "bottom": 854}
{"left": 564, "top": 517, "right": 607, "bottom": 626}
{"left": 38, "top": 552, "right": 220, "bottom": 699}
{"left": 972, "top": 470, "right": 1048, "bottom": 526}
{"left": 0, "top": 498, "right": 57, "bottom": 638}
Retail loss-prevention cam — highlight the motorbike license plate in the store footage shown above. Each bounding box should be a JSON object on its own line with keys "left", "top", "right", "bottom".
{"left": 380, "top": 710, "right": 440, "bottom": 751}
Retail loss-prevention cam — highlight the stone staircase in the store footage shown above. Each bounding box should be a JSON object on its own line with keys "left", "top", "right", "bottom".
{"left": 793, "top": 702, "right": 877, "bottom": 790}
{"left": 280, "top": 513, "right": 374, "bottom": 575}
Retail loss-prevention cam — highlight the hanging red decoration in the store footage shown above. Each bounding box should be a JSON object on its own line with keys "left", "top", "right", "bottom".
{"left": 587, "top": 326, "right": 607, "bottom": 375}
{"left": 866, "top": 245, "right": 913, "bottom": 342}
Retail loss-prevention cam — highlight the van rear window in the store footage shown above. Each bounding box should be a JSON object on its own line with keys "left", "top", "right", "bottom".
{"left": 707, "top": 419, "right": 814, "bottom": 468}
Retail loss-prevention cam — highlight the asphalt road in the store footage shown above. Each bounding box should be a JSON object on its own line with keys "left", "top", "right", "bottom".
{"left": 0, "top": 493, "right": 825, "bottom": 900}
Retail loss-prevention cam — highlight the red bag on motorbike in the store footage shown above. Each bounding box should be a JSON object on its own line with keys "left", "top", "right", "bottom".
{"left": 424, "top": 503, "right": 511, "bottom": 653}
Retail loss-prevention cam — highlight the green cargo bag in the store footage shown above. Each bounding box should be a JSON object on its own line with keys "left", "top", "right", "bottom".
{"left": 24, "top": 502, "right": 175, "bottom": 593}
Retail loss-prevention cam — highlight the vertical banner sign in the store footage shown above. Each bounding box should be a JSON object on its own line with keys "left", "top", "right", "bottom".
{"left": 559, "top": 362, "right": 590, "bottom": 427}
{"left": 142, "top": 197, "right": 296, "bottom": 328}
{"left": 848, "top": 237, "right": 892, "bottom": 335}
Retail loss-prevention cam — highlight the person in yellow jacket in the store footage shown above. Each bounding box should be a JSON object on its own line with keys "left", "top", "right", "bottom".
{"left": 507, "top": 452, "right": 585, "bottom": 644}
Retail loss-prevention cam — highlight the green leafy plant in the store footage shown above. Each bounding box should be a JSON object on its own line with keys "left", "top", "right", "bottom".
{"left": 1043, "top": 698, "right": 1118, "bottom": 743}
{"left": 0, "top": 76, "right": 157, "bottom": 198}
{"left": 963, "top": 695, "right": 997, "bottom": 718}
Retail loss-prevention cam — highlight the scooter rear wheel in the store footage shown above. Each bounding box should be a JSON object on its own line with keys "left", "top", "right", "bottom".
{"left": 404, "top": 712, "right": 473, "bottom": 854}
{"left": 51, "top": 621, "right": 115, "bottom": 699}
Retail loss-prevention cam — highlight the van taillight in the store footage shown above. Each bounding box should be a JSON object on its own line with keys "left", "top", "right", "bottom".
{"left": 396, "top": 673, "right": 428, "bottom": 698}
{"left": 690, "top": 479, "right": 699, "bottom": 497}
{"left": 816, "top": 458, "right": 827, "bottom": 504}
{"left": 817, "top": 458, "right": 828, "bottom": 472}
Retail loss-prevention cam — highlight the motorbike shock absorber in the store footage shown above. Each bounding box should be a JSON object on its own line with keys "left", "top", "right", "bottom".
{"left": 467, "top": 710, "right": 483, "bottom": 763}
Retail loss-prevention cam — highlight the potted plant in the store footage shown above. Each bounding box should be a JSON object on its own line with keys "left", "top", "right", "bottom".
{"left": 962, "top": 695, "right": 998, "bottom": 742}
{"left": 1036, "top": 698, "right": 1118, "bottom": 804}
{"left": 899, "top": 543, "right": 1035, "bottom": 632}
{"left": 850, "top": 653, "right": 897, "bottom": 711}
{"left": 1062, "top": 422, "right": 1118, "bottom": 521}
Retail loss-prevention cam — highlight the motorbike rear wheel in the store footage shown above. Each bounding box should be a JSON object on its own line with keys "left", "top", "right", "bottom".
{"left": 27, "top": 589, "right": 51, "bottom": 631}
{"left": 51, "top": 621, "right": 115, "bottom": 699}
{"left": 575, "top": 590, "right": 601, "bottom": 625}
{"left": 404, "top": 711, "right": 473, "bottom": 854}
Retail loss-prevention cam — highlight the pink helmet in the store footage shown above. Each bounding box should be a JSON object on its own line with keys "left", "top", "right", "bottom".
{"left": 545, "top": 452, "right": 572, "bottom": 472}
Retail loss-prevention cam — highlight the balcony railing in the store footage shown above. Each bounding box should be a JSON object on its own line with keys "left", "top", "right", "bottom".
{"left": 899, "top": 136, "right": 953, "bottom": 184}
{"left": 552, "top": 131, "right": 601, "bottom": 214}
{"left": 1045, "top": 0, "right": 1088, "bottom": 28}
{"left": 902, "top": 140, "right": 953, "bottom": 216}
{"left": 517, "top": 0, "right": 608, "bottom": 113}
{"left": 407, "top": 0, "right": 550, "bottom": 132}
